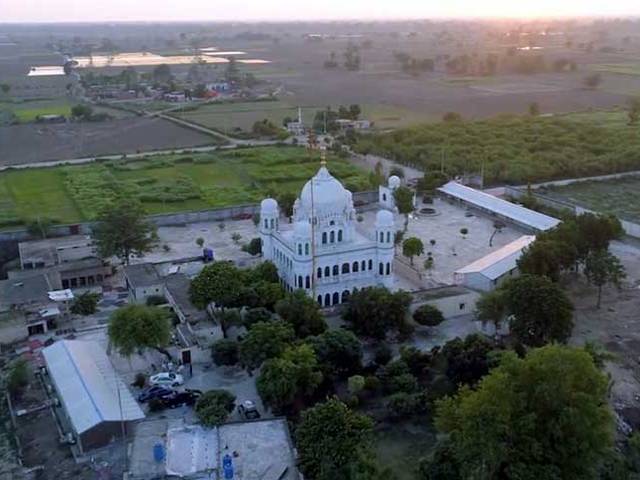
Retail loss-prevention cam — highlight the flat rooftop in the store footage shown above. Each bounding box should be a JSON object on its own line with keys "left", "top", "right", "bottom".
{"left": 19, "top": 235, "right": 94, "bottom": 265}
{"left": 455, "top": 235, "right": 536, "bottom": 280}
{"left": 123, "top": 263, "right": 162, "bottom": 288}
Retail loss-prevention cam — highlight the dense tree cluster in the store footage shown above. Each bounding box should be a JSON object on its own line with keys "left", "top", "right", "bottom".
{"left": 342, "top": 287, "right": 412, "bottom": 339}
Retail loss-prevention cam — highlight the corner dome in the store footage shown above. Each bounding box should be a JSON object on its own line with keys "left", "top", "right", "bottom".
{"left": 375, "top": 209, "right": 394, "bottom": 227}
{"left": 299, "top": 166, "right": 351, "bottom": 214}
{"left": 260, "top": 198, "right": 278, "bottom": 213}
{"left": 388, "top": 176, "right": 401, "bottom": 188}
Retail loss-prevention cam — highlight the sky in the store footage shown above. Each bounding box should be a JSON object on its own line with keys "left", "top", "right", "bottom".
{"left": 1, "top": 0, "right": 639, "bottom": 23}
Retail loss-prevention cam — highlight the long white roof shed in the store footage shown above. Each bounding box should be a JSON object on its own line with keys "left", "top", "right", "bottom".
{"left": 438, "top": 181, "right": 561, "bottom": 232}
{"left": 42, "top": 340, "right": 144, "bottom": 434}
{"left": 455, "top": 235, "right": 536, "bottom": 281}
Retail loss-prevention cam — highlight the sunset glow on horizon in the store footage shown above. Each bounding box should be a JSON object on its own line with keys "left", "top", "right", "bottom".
{"left": 1, "top": 0, "right": 639, "bottom": 23}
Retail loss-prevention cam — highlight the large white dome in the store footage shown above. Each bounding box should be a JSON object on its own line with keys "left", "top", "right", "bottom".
{"left": 298, "top": 166, "right": 352, "bottom": 215}
{"left": 260, "top": 198, "right": 278, "bottom": 214}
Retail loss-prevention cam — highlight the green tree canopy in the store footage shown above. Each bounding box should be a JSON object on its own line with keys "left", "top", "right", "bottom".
{"left": 275, "top": 289, "right": 327, "bottom": 338}
{"left": 296, "top": 398, "right": 375, "bottom": 480}
{"left": 189, "top": 261, "right": 245, "bottom": 309}
{"left": 517, "top": 239, "right": 578, "bottom": 282}
{"left": 195, "top": 390, "right": 236, "bottom": 427}
{"left": 436, "top": 345, "right": 614, "bottom": 479}
{"left": 393, "top": 186, "right": 415, "bottom": 231}
{"left": 343, "top": 287, "right": 412, "bottom": 339}
{"left": 308, "top": 328, "right": 362, "bottom": 377}
{"left": 211, "top": 339, "right": 239, "bottom": 366}
{"left": 440, "top": 334, "right": 496, "bottom": 387}
{"left": 503, "top": 274, "right": 574, "bottom": 347}
{"left": 92, "top": 197, "right": 158, "bottom": 265}
{"left": 413, "top": 304, "right": 445, "bottom": 326}
{"left": 584, "top": 249, "right": 626, "bottom": 308}
{"left": 402, "top": 237, "right": 424, "bottom": 265}
{"left": 108, "top": 305, "right": 172, "bottom": 359}
{"left": 239, "top": 320, "right": 295, "bottom": 369}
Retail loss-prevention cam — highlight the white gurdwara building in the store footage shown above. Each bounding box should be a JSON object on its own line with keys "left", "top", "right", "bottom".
{"left": 260, "top": 164, "right": 396, "bottom": 307}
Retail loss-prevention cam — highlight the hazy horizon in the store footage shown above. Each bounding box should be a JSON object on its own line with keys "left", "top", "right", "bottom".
{"left": 1, "top": 0, "right": 639, "bottom": 23}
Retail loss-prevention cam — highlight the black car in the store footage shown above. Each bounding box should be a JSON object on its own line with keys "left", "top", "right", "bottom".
{"left": 137, "top": 385, "right": 174, "bottom": 403}
{"left": 161, "top": 390, "right": 202, "bottom": 409}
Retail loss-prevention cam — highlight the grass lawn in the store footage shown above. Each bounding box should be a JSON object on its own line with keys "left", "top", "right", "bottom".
{"left": 539, "top": 175, "right": 640, "bottom": 223}
{"left": 590, "top": 63, "right": 640, "bottom": 76}
{"left": 374, "top": 421, "right": 436, "bottom": 480}
{"left": 0, "top": 99, "right": 73, "bottom": 123}
{"left": 0, "top": 146, "right": 370, "bottom": 229}
{"left": 172, "top": 100, "right": 318, "bottom": 134}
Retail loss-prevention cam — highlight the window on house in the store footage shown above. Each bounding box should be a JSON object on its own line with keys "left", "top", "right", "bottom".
{"left": 379, "top": 232, "right": 384, "bottom": 243}
{"left": 386, "top": 232, "right": 391, "bottom": 243}
{"left": 386, "top": 263, "right": 390, "bottom": 275}
{"left": 353, "top": 261, "right": 359, "bottom": 272}
{"left": 322, "top": 232, "right": 327, "bottom": 244}
{"left": 317, "top": 267, "right": 322, "bottom": 278}
{"left": 305, "top": 243, "right": 310, "bottom": 255}
{"left": 330, "top": 231, "right": 335, "bottom": 243}
{"left": 459, "top": 303, "right": 465, "bottom": 310}
{"left": 325, "top": 266, "right": 331, "bottom": 277}
{"left": 361, "top": 260, "right": 366, "bottom": 271}
{"left": 298, "top": 244, "right": 302, "bottom": 255}
{"left": 338, "top": 230, "right": 343, "bottom": 242}
{"left": 368, "top": 259, "right": 373, "bottom": 270}
{"left": 333, "top": 265, "right": 339, "bottom": 276}
{"left": 342, "top": 263, "right": 350, "bottom": 274}
{"left": 383, "top": 193, "right": 387, "bottom": 201}
{"left": 379, "top": 263, "right": 384, "bottom": 275}
{"left": 305, "top": 276, "right": 310, "bottom": 289}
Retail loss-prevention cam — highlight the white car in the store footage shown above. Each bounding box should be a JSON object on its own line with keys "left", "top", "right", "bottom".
{"left": 149, "top": 372, "right": 184, "bottom": 387}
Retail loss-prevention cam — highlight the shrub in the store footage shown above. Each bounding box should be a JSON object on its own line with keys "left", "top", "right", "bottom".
{"left": 364, "top": 375, "right": 381, "bottom": 392}
{"left": 243, "top": 307, "right": 273, "bottom": 328}
{"left": 388, "top": 372, "right": 419, "bottom": 394}
{"left": 413, "top": 304, "right": 445, "bottom": 327}
{"left": 70, "top": 292, "right": 100, "bottom": 315}
{"left": 348, "top": 375, "right": 366, "bottom": 395}
{"left": 211, "top": 339, "right": 239, "bottom": 366}
{"left": 7, "top": 359, "right": 29, "bottom": 395}
{"left": 241, "top": 237, "right": 262, "bottom": 256}
{"left": 386, "top": 392, "right": 428, "bottom": 419}
{"left": 133, "top": 373, "right": 146, "bottom": 388}
{"left": 374, "top": 344, "right": 392, "bottom": 365}
{"left": 148, "top": 398, "right": 164, "bottom": 412}
{"left": 195, "top": 390, "right": 236, "bottom": 426}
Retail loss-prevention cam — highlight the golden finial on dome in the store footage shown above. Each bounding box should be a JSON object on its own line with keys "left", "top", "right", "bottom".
{"left": 320, "top": 146, "right": 327, "bottom": 167}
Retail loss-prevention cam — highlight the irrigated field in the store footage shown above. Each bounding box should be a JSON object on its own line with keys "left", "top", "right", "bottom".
{"left": 0, "top": 99, "right": 72, "bottom": 123}
{"left": 539, "top": 175, "right": 640, "bottom": 223}
{"left": 0, "top": 146, "right": 370, "bottom": 228}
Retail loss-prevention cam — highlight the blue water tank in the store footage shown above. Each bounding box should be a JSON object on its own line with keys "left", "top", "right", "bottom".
{"left": 223, "top": 454, "right": 234, "bottom": 479}
{"left": 203, "top": 248, "right": 214, "bottom": 262}
{"left": 153, "top": 443, "right": 165, "bottom": 463}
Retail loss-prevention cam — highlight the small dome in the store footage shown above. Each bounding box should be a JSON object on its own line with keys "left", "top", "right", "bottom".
{"left": 293, "top": 221, "right": 312, "bottom": 238}
{"left": 388, "top": 175, "right": 401, "bottom": 188}
{"left": 260, "top": 198, "right": 278, "bottom": 214}
{"left": 375, "top": 209, "right": 394, "bottom": 227}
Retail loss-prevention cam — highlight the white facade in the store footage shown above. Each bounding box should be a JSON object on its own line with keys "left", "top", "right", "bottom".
{"left": 379, "top": 175, "right": 402, "bottom": 211}
{"left": 260, "top": 166, "right": 396, "bottom": 307}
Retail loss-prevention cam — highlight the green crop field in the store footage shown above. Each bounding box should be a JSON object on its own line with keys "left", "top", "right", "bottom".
{"left": 539, "top": 176, "right": 640, "bottom": 223}
{"left": 0, "top": 99, "right": 73, "bottom": 123}
{"left": 0, "top": 146, "right": 370, "bottom": 229}
{"left": 590, "top": 63, "right": 640, "bottom": 76}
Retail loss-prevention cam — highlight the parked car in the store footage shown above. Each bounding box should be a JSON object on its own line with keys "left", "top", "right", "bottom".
{"left": 161, "top": 389, "right": 202, "bottom": 409}
{"left": 137, "top": 385, "right": 174, "bottom": 403}
{"left": 149, "top": 372, "right": 184, "bottom": 387}
{"left": 238, "top": 400, "right": 261, "bottom": 420}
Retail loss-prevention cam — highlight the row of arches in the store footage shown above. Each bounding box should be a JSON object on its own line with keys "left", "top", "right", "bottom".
{"left": 378, "top": 230, "right": 392, "bottom": 244}
{"left": 317, "top": 290, "right": 351, "bottom": 307}
{"left": 321, "top": 229, "right": 344, "bottom": 245}
{"left": 317, "top": 259, "right": 373, "bottom": 279}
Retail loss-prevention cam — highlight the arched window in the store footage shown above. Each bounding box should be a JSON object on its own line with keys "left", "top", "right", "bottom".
{"left": 305, "top": 243, "right": 310, "bottom": 255}
{"left": 342, "top": 263, "right": 350, "bottom": 274}
{"left": 298, "top": 244, "right": 302, "bottom": 255}
{"left": 317, "top": 267, "right": 322, "bottom": 279}
{"left": 333, "top": 265, "right": 339, "bottom": 276}
{"left": 379, "top": 232, "right": 384, "bottom": 243}
{"left": 325, "top": 266, "right": 331, "bottom": 277}
{"left": 361, "top": 260, "right": 366, "bottom": 271}
{"left": 379, "top": 263, "right": 384, "bottom": 275}
{"left": 264, "top": 219, "right": 269, "bottom": 229}
{"left": 368, "top": 259, "right": 373, "bottom": 270}
{"left": 352, "top": 261, "right": 359, "bottom": 272}
{"left": 386, "top": 263, "right": 391, "bottom": 275}
{"left": 330, "top": 220, "right": 335, "bottom": 226}
{"left": 333, "top": 292, "right": 340, "bottom": 305}
{"left": 383, "top": 193, "right": 387, "bottom": 201}
{"left": 322, "top": 232, "right": 327, "bottom": 244}
{"left": 386, "top": 232, "right": 391, "bottom": 243}
{"left": 338, "top": 230, "right": 343, "bottom": 242}
{"left": 324, "top": 293, "right": 331, "bottom": 306}
{"left": 305, "top": 276, "right": 310, "bottom": 289}
{"left": 341, "top": 290, "right": 350, "bottom": 303}
{"left": 298, "top": 275, "right": 303, "bottom": 288}
{"left": 270, "top": 219, "right": 275, "bottom": 229}
{"left": 317, "top": 295, "right": 323, "bottom": 306}
{"left": 330, "top": 231, "right": 335, "bottom": 243}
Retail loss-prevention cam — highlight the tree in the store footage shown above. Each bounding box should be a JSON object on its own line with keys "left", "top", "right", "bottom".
{"left": 517, "top": 239, "right": 578, "bottom": 282}
{"left": 71, "top": 104, "right": 93, "bottom": 120}
{"left": 70, "top": 291, "right": 100, "bottom": 315}
{"left": 275, "top": 289, "right": 327, "bottom": 337}
{"left": 389, "top": 166, "right": 404, "bottom": 178}
{"left": 629, "top": 97, "right": 640, "bottom": 125}
{"left": 153, "top": 63, "right": 172, "bottom": 83}
{"left": 257, "top": 344, "right": 322, "bottom": 410}
{"left": 584, "top": 249, "right": 626, "bottom": 308}
{"left": 189, "top": 261, "right": 245, "bottom": 309}
{"left": 211, "top": 339, "right": 239, "bottom": 366}
{"left": 231, "top": 232, "right": 241, "bottom": 244}
{"left": 393, "top": 186, "right": 414, "bottom": 231}
{"left": 475, "top": 289, "right": 506, "bottom": 332}
{"left": 92, "top": 197, "right": 158, "bottom": 266}
{"left": 108, "top": 305, "right": 172, "bottom": 359}
{"left": 418, "top": 172, "right": 448, "bottom": 192}
{"left": 413, "top": 304, "right": 445, "bottom": 326}
{"left": 7, "top": 359, "right": 29, "bottom": 396}
{"left": 442, "top": 112, "right": 462, "bottom": 122}
{"left": 308, "top": 328, "right": 362, "bottom": 377}
{"left": 195, "top": 237, "right": 204, "bottom": 248}
{"left": 528, "top": 101, "right": 540, "bottom": 116}
{"left": 343, "top": 43, "right": 361, "bottom": 71}
{"left": 276, "top": 191, "right": 297, "bottom": 219}
{"left": 195, "top": 390, "right": 236, "bottom": 426}
{"left": 342, "top": 287, "right": 412, "bottom": 339}
{"left": 349, "top": 104, "right": 361, "bottom": 120}
{"left": 296, "top": 398, "right": 375, "bottom": 480}
{"left": 402, "top": 237, "right": 424, "bottom": 265}
{"left": 242, "top": 237, "right": 262, "bottom": 256}
{"left": 502, "top": 275, "right": 574, "bottom": 347}
{"left": 0, "top": 83, "right": 10, "bottom": 96}
{"left": 436, "top": 345, "right": 614, "bottom": 479}
{"left": 584, "top": 73, "right": 603, "bottom": 89}
{"left": 239, "top": 320, "right": 295, "bottom": 369}
{"left": 440, "top": 334, "right": 496, "bottom": 386}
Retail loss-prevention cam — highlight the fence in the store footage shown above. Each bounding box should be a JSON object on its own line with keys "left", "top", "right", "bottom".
{"left": 0, "top": 191, "right": 380, "bottom": 243}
